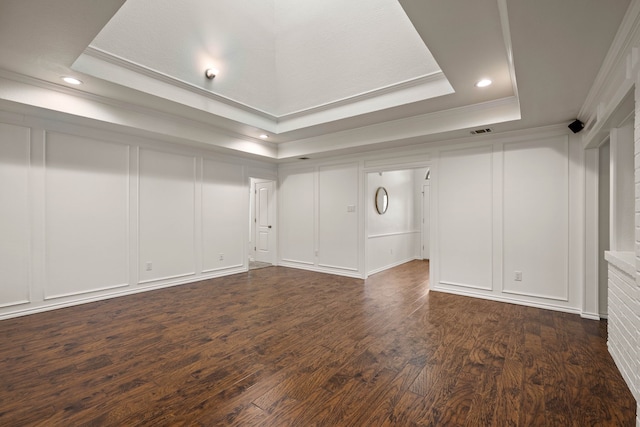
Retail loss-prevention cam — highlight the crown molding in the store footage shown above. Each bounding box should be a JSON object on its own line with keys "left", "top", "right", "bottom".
{"left": 278, "top": 71, "right": 448, "bottom": 119}
{"left": 579, "top": 0, "right": 640, "bottom": 122}
{"left": 497, "top": 0, "right": 519, "bottom": 101}
{"left": 76, "top": 46, "right": 454, "bottom": 133}
{"left": 81, "top": 46, "right": 277, "bottom": 119}
{"left": 277, "top": 96, "right": 521, "bottom": 159}
{"left": 0, "top": 69, "right": 279, "bottom": 159}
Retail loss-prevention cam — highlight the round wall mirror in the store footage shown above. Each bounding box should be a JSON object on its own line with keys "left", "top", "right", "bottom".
{"left": 375, "top": 187, "right": 389, "bottom": 214}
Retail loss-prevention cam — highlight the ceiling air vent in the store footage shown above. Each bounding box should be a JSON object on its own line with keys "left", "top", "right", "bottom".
{"left": 470, "top": 128, "right": 493, "bottom": 135}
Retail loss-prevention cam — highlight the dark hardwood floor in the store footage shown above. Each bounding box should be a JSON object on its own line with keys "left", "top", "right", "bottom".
{"left": 0, "top": 261, "right": 635, "bottom": 426}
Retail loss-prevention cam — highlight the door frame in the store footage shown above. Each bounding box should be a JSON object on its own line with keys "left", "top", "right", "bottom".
{"left": 363, "top": 164, "right": 433, "bottom": 279}
{"left": 249, "top": 177, "right": 277, "bottom": 265}
{"left": 422, "top": 183, "right": 431, "bottom": 260}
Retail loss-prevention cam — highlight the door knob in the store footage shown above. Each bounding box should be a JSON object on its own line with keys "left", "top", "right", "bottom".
{"left": 268, "top": 225, "right": 272, "bottom": 228}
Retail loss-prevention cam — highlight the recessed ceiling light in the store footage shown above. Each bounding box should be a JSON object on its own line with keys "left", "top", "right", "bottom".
{"left": 475, "top": 79, "right": 492, "bottom": 88}
{"left": 259, "top": 134, "right": 269, "bottom": 139}
{"left": 62, "top": 76, "right": 83, "bottom": 85}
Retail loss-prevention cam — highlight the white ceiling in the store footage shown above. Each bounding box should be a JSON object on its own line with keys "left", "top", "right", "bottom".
{"left": 86, "top": 0, "right": 446, "bottom": 117}
{"left": 0, "top": 0, "right": 631, "bottom": 160}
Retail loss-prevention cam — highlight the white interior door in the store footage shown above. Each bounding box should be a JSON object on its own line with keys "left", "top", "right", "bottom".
{"left": 255, "top": 181, "right": 275, "bottom": 263}
{"left": 422, "top": 184, "right": 430, "bottom": 260}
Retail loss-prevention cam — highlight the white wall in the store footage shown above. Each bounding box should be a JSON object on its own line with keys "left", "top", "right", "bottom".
{"left": 318, "top": 164, "right": 358, "bottom": 271}
{"left": 598, "top": 142, "right": 610, "bottom": 317}
{"left": 139, "top": 148, "right": 196, "bottom": 283}
{"left": 610, "top": 125, "right": 635, "bottom": 252}
{"left": 433, "top": 134, "right": 584, "bottom": 313}
{"left": 414, "top": 168, "right": 429, "bottom": 259}
{"left": 202, "top": 160, "right": 246, "bottom": 271}
{"left": 0, "top": 123, "right": 30, "bottom": 308}
{"left": 437, "top": 145, "right": 493, "bottom": 290}
{"left": 503, "top": 138, "right": 569, "bottom": 301}
{"left": 579, "top": 6, "right": 640, "bottom": 421}
{"left": 0, "top": 113, "right": 275, "bottom": 319}
{"left": 279, "top": 162, "right": 360, "bottom": 276}
{"left": 367, "top": 169, "right": 422, "bottom": 274}
{"left": 45, "top": 132, "right": 130, "bottom": 299}
{"left": 279, "top": 168, "right": 315, "bottom": 265}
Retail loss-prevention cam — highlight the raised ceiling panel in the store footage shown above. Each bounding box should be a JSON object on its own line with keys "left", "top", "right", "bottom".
{"left": 91, "top": 0, "right": 278, "bottom": 113}
{"left": 86, "top": 0, "right": 443, "bottom": 117}
{"left": 274, "top": 0, "right": 439, "bottom": 115}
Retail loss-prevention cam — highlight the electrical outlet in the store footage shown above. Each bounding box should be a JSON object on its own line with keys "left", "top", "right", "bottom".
{"left": 146, "top": 262, "right": 152, "bottom": 271}
{"left": 347, "top": 205, "right": 356, "bottom": 212}
{"left": 514, "top": 271, "right": 522, "bottom": 281}
{"left": 219, "top": 253, "right": 224, "bottom": 261}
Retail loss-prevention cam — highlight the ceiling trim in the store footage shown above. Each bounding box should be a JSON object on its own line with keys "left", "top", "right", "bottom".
{"left": 79, "top": 46, "right": 276, "bottom": 118}
{"left": 497, "top": 0, "right": 519, "bottom": 101}
{"left": 277, "top": 96, "right": 521, "bottom": 159}
{"left": 277, "top": 71, "right": 449, "bottom": 119}
{"left": 0, "top": 69, "right": 279, "bottom": 158}
{"left": 74, "top": 46, "right": 454, "bottom": 134}
{"left": 579, "top": 0, "right": 640, "bottom": 124}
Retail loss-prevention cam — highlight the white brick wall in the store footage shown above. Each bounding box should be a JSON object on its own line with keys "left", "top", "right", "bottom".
{"left": 635, "top": 82, "right": 640, "bottom": 427}
{"left": 607, "top": 264, "right": 639, "bottom": 405}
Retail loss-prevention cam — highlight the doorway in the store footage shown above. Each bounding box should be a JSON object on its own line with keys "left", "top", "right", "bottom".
{"left": 422, "top": 183, "right": 431, "bottom": 260}
{"left": 249, "top": 178, "right": 276, "bottom": 269}
{"left": 365, "top": 166, "right": 431, "bottom": 276}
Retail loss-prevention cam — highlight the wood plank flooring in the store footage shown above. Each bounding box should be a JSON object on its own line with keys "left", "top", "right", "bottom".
{"left": 0, "top": 260, "right": 635, "bottom": 426}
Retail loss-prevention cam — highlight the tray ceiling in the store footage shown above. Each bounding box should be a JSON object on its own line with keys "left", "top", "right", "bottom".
{"left": 0, "top": 0, "right": 631, "bottom": 159}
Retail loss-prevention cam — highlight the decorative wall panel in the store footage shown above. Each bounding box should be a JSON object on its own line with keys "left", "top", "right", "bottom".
{"left": 45, "top": 132, "right": 129, "bottom": 298}
{"left": 139, "top": 149, "right": 196, "bottom": 283}
{"left": 503, "top": 137, "right": 569, "bottom": 300}
{"left": 438, "top": 145, "right": 493, "bottom": 290}
{"left": 0, "top": 123, "right": 31, "bottom": 306}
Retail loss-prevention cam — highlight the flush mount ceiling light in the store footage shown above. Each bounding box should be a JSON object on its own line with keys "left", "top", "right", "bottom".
{"left": 205, "top": 68, "right": 218, "bottom": 79}
{"left": 475, "top": 79, "right": 492, "bottom": 88}
{"left": 62, "top": 76, "right": 82, "bottom": 85}
{"left": 259, "top": 134, "right": 269, "bottom": 139}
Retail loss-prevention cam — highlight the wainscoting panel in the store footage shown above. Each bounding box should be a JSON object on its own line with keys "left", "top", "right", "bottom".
{"left": 502, "top": 137, "right": 569, "bottom": 301}
{"left": 279, "top": 169, "right": 315, "bottom": 265}
{"left": 44, "top": 132, "right": 129, "bottom": 299}
{"left": 0, "top": 123, "right": 31, "bottom": 307}
{"left": 318, "top": 164, "right": 358, "bottom": 270}
{"left": 367, "top": 231, "right": 420, "bottom": 275}
{"left": 438, "top": 145, "right": 493, "bottom": 290}
{"left": 202, "top": 159, "right": 246, "bottom": 272}
{"left": 138, "top": 148, "right": 196, "bottom": 283}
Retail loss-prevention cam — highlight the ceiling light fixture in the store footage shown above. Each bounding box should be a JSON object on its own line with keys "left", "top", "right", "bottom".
{"left": 62, "top": 76, "right": 82, "bottom": 85}
{"left": 205, "top": 68, "right": 218, "bottom": 79}
{"left": 259, "top": 134, "right": 269, "bottom": 139}
{"left": 475, "top": 79, "right": 492, "bottom": 88}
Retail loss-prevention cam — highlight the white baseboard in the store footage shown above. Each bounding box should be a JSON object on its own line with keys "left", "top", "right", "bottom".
{"left": 431, "top": 286, "right": 582, "bottom": 316}
{"left": 0, "top": 265, "right": 247, "bottom": 320}
{"left": 278, "top": 261, "right": 363, "bottom": 279}
{"left": 367, "top": 256, "right": 420, "bottom": 276}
